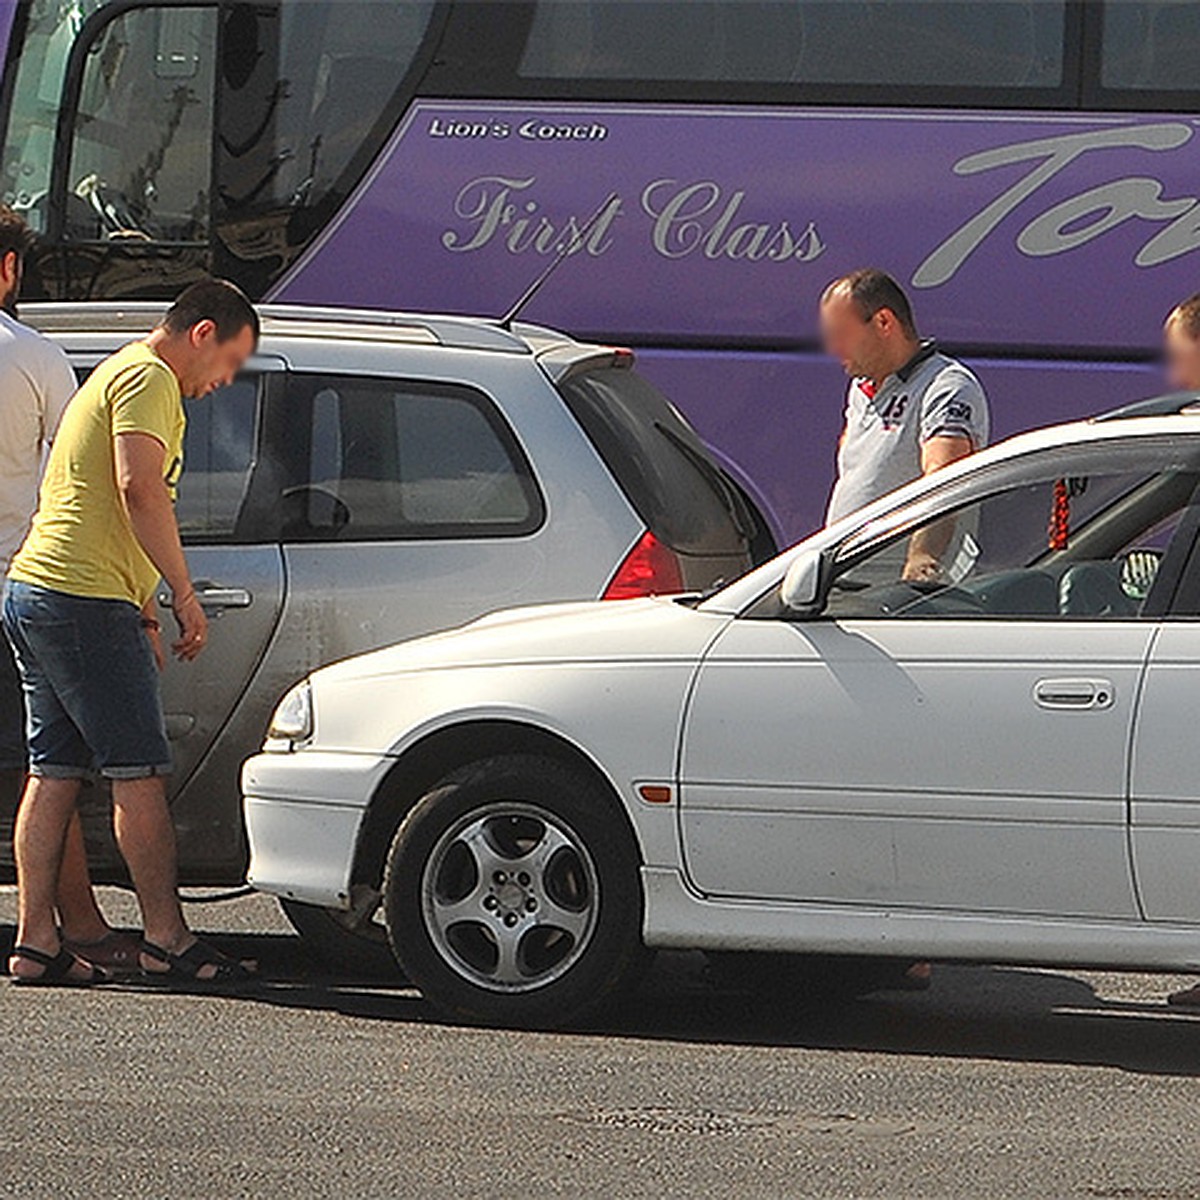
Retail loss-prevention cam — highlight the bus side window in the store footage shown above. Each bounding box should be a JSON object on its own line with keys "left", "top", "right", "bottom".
{"left": 1100, "top": 2, "right": 1200, "bottom": 92}
{"left": 518, "top": 1, "right": 1067, "bottom": 91}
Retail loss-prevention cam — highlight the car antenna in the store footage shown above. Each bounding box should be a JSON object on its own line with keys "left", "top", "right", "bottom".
{"left": 498, "top": 191, "right": 619, "bottom": 330}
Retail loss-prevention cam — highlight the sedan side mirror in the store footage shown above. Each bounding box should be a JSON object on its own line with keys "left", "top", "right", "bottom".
{"left": 780, "top": 548, "right": 828, "bottom": 614}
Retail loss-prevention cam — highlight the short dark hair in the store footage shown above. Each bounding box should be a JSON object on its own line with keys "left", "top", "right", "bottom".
{"left": 1168, "top": 293, "right": 1200, "bottom": 340}
{"left": 0, "top": 205, "right": 36, "bottom": 262}
{"left": 823, "top": 268, "right": 917, "bottom": 337}
{"left": 160, "top": 278, "right": 260, "bottom": 344}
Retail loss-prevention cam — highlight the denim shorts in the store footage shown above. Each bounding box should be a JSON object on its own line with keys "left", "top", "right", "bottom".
{"left": 2, "top": 580, "right": 172, "bottom": 780}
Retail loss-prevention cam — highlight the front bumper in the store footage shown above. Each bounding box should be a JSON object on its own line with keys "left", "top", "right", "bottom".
{"left": 241, "top": 749, "right": 393, "bottom": 910}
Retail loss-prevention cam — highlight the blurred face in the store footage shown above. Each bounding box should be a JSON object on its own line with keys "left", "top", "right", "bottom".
{"left": 819, "top": 288, "right": 905, "bottom": 383}
{"left": 179, "top": 320, "right": 256, "bottom": 399}
{"left": 1164, "top": 314, "right": 1200, "bottom": 392}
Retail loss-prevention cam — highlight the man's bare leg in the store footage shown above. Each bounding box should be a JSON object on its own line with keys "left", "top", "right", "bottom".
{"left": 8, "top": 775, "right": 96, "bottom": 982}
{"left": 55, "top": 812, "right": 111, "bottom": 944}
{"left": 0, "top": 767, "right": 23, "bottom": 866}
{"left": 2, "top": 767, "right": 109, "bottom": 941}
{"left": 109, "top": 775, "right": 191, "bottom": 957}
{"left": 112, "top": 777, "right": 255, "bottom": 981}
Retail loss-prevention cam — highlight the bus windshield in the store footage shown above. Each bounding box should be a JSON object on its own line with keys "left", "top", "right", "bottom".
{"left": 1, "top": 0, "right": 435, "bottom": 289}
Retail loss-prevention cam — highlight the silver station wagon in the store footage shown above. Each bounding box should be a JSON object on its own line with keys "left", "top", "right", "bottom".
{"left": 3, "top": 302, "right": 758, "bottom": 973}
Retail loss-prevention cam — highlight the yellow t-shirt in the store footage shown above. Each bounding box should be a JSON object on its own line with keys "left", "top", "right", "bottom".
{"left": 10, "top": 341, "right": 185, "bottom": 608}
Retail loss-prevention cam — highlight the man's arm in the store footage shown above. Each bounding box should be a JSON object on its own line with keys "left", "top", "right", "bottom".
{"left": 114, "top": 431, "right": 206, "bottom": 661}
{"left": 902, "top": 434, "right": 976, "bottom": 580}
{"left": 901, "top": 369, "right": 989, "bottom": 582}
{"left": 920, "top": 433, "right": 974, "bottom": 477}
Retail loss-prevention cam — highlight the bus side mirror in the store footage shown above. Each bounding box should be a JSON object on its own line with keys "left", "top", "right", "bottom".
{"left": 780, "top": 548, "right": 828, "bottom": 614}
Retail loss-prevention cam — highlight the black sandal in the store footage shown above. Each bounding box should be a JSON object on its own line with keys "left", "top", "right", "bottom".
{"left": 10, "top": 944, "right": 111, "bottom": 987}
{"left": 140, "top": 938, "right": 258, "bottom": 988}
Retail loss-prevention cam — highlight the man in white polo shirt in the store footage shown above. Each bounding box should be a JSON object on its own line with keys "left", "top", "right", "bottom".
{"left": 0, "top": 206, "right": 139, "bottom": 973}
{"left": 822, "top": 269, "right": 990, "bottom": 574}
{"left": 819, "top": 268, "right": 990, "bottom": 991}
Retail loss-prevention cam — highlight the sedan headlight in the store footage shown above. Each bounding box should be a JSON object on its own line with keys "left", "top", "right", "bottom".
{"left": 267, "top": 680, "right": 313, "bottom": 746}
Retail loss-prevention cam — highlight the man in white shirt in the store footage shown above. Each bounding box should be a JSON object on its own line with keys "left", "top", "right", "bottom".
{"left": 0, "top": 207, "right": 138, "bottom": 972}
{"left": 822, "top": 268, "right": 990, "bottom": 573}
{"left": 819, "top": 269, "right": 991, "bottom": 991}
{"left": 1164, "top": 292, "right": 1200, "bottom": 394}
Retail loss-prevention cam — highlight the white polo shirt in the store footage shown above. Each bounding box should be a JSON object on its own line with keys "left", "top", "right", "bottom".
{"left": 826, "top": 340, "right": 989, "bottom": 525}
{"left": 0, "top": 310, "right": 77, "bottom": 573}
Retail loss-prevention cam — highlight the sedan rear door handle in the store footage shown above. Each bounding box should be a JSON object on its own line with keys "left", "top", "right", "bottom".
{"left": 1033, "top": 677, "right": 1114, "bottom": 711}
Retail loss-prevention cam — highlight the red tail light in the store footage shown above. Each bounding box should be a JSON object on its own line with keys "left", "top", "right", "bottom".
{"left": 603, "top": 530, "right": 685, "bottom": 599}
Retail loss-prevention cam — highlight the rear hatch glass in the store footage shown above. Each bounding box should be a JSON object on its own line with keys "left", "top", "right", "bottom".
{"left": 555, "top": 366, "right": 752, "bottom": 558}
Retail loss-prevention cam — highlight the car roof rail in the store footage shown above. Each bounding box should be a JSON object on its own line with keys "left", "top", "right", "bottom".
{"left": 255, "top": 305, "right": 532, "bottom": 353}
{"left": 1092, "top": 392, "right": 1200, "bottom": 422}
{"left": 21, "top": 301, "right": 537, "bottom": 354}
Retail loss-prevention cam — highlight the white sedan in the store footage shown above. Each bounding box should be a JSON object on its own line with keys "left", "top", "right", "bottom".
{"left": 243, "top": 402, "right": 1200, "bottom": 1026}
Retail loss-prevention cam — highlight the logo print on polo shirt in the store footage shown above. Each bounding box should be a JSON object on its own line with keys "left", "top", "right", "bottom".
{"left": 878, "top": 394, "right": 909, "bottom": 429}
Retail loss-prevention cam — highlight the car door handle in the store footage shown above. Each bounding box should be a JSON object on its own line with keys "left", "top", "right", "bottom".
{"left": 196, "top": 585, "right": 252, "bottom": 610}
{"left": 1033, "top": 678, "right": 1114, "bottom": 710}
{"left": 157, "top": 583, "right": 253, "bottom": 611}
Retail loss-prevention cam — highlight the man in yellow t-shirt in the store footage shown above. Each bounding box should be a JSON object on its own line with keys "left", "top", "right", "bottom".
{"left": 3, "top": 279, "right": 260, "bottom": 987}
{"left": 12, "top": 339, "right": 187, "bottom": 607}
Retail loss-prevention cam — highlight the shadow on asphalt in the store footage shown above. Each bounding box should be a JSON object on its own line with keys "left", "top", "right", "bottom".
{"left": 6, "top": 921, "right": 1200, "bottom": 1077}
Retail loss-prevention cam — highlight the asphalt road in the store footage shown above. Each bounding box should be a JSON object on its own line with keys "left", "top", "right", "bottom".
{"left": 2, "top": 887, "right": 1200, "bottom": 1200}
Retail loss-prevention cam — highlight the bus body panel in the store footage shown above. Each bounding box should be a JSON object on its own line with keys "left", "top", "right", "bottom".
{"left": 271, "top": 99, "right": 1200, "bottom": 355}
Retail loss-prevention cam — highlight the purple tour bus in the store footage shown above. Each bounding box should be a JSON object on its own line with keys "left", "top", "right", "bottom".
{"left": 0, "top": 0, "right": 1197, "bottom": 542}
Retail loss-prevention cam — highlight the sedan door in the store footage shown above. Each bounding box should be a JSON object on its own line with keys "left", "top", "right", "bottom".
{"left": 680, "top": 444, "right": 1199, "bottom": 919}
{"left": 1128, "top": 508, "right": 1200, "bottom": 921}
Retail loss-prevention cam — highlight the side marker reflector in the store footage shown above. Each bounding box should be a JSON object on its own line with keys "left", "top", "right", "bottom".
{"left": 638, "top": 785, "right": 673, "bottom": 805}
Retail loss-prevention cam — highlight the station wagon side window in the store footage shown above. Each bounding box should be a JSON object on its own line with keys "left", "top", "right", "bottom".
{"left": 820, "top": 447, "right": 1200, "bottom": 622}
{"left": 66, "top": 361, "right": 262, "bottom": 542}
{"left": 275, "top": 374, "right": 542, "bottom": 541}
{"left": 173, "top": 375, "right": 260, "bottom": 542}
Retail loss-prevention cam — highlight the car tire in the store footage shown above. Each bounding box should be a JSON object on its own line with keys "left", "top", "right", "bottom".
{"left": 280, "top": 896, "right": 405, "bottom": 980}
{"left": 384, "top": 754, "right": 645, "bottom": 1028}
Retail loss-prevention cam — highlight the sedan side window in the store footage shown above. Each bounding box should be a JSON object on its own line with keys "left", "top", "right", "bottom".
{"left": 825, "top": 462, "right": 1200, "bottom": 621}
{"left": 277, "top": 374, "right": 542, "bottom": 541}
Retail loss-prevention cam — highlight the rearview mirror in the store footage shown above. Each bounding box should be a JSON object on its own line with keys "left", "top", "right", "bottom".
{"left": 780, "top": 548, "right": 827, "bottom": 614}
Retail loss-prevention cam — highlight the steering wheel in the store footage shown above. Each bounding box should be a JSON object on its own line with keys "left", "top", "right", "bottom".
{"left": 878, "top": 579, "right": 988, "bottom": 616}
{"left": 280, "top": 485, "right": 351, "bottom": 539}
{"left": 76, "top": 175, "right": 156, "bottom": 241}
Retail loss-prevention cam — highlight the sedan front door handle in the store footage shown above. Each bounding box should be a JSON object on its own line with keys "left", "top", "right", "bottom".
{"left": 1033, "top": 677, "right": 1114, "bottom": 711}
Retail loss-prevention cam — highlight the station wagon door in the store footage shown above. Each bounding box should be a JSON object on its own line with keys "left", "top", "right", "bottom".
{"left": 154, "top": 365, "right": 287, "bottom": 873}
